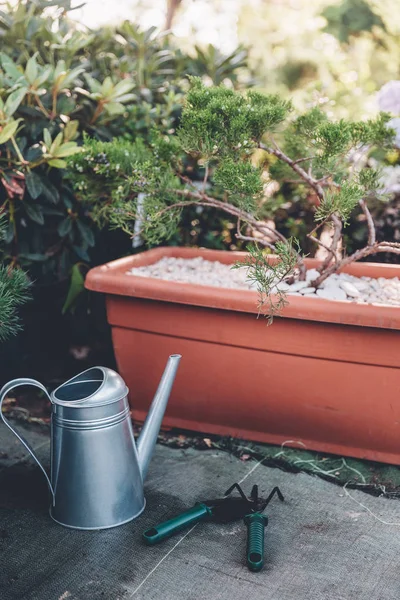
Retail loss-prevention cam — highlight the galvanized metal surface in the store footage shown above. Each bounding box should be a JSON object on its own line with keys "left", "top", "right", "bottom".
{"left": 0, "top": 355, "right": 181, "bottom": 530}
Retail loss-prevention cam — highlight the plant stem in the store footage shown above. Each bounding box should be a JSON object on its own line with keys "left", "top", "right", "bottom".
{"left": 90, "top": 101, "right": 105, "bottom": 125}
{"left": 317, "top": 214, "right": 342, "bottom": 273}
{"left": 259, "top": 142, "right": 325, "bottom": 202}
{"left": 312, "top": 242, "right": 400, "bottom": 287}
{"left": 162, "top": 187, "right": 307, "bottom": 278}
{"left": 202, "top": 164, "right": 209, "bottom": 191}
{"left": 358, "top": 198, "right": 376, "bottom": 245}
{"left": 35, "top": 95, "right": 51, "bottom": 118}
{"left": 10, "top": 137, "right": 26, "bottom": 164}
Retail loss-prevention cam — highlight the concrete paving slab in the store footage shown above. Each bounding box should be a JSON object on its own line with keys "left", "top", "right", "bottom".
{"left": 1, "top": 423, "right": 400, "bottom": 600}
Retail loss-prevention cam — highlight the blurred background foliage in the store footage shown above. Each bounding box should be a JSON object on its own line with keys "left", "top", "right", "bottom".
{"left": 1, "top": 0, "right": 400, "bottom": 383}
{"left": 91, "top": 0, "right": 400, "bottom": 116}
{"left": 238, "top": 0, "right": 400, "bottom": 118}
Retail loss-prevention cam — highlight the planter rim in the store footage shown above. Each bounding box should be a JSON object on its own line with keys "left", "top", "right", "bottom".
{"left": 85, "top": 246, "right": 400, "bottom": 330}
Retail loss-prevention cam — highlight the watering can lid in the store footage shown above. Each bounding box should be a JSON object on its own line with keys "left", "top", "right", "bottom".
{"left": 51, "top": 367, "right": 129, "bottom": 407}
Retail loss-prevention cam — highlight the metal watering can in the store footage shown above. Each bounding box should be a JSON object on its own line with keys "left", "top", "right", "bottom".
{"left": 0, "top": 354, "right": 181, "bottom": 530}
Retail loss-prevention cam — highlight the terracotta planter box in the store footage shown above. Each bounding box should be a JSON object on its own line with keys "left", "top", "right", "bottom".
{"left": 86, "top": 247, "right": 400, "bottom": 465}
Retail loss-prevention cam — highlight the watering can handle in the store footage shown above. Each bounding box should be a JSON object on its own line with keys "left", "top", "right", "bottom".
{"left": 0, "top": 378, "right": 55, "bottom": 503}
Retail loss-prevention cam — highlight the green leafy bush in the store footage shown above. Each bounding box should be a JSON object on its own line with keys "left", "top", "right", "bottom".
{"left": 0, "top": 0, "right": 252, "bottom": 289}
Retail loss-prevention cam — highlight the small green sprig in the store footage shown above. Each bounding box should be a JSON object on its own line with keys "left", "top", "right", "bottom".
{"left": 232, "top": 240, "right": 300, "bottom": 323}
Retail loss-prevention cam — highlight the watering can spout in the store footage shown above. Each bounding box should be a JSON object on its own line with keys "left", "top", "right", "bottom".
{"left": 137, "top": 354, "right": 181, "bottom": 481}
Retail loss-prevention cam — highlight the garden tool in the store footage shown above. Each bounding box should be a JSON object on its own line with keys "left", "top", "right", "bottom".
{"left": 0, "top": 354, "right": 181, "bottom": 530}
{"left": 243, "top": 484, "right": 284, "bottom": 572}
{"left": 142, "top": 482, "right": 284, "bottom": 572}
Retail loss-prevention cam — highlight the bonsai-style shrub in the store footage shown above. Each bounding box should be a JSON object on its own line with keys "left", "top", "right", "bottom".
{"left": 67, "top": 80, "right": 400, "bottom": 315}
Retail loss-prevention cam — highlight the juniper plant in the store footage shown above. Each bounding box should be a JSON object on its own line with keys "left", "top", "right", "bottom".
{"left": 67, "top": 79, "right": 400, "bottom": 315}
{"left": 0, "top": 217, "right": 31, "bottom": 341}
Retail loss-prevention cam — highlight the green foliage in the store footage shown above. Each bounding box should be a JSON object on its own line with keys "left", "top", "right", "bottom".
{"left": 294, "top": 107, "right": 329, "bottom": 139}
{"left": 67, "top": 135, "right": 180, "bottom": 244}
{"left": 279, "top": 60, "right": 319, "bottom": 91}
{"left": 322, "top": 0, "right": 386, "bottom": 43}
{"left": 187, "top": 45, "right": 251, "bottom": 86}
{"left": 315, "top": 121, "right": 353, "bottom": 159}
{"left": 350, "top": 113, "right": 394, "bottom": 145}
{"left": 213, "top": 160, "right": 263, "bottom": 212}
{"left": 61, "top": 262, "right": 85, "bottom": 314}
{"left": 0, "top": 0, "right": 253, "bottom": 290}
{"left": 358, "top": 167, "right": 382, "bottom": 193}
{"left": 315, "top": 182, "right": 363, "bottom": 223}
{"left": 237, "top": 0, "right": 399, "bottom": 120}
{"left": 0, "top": 265, "right": 31, "bottom": 341}
{"left": 68, "top": 81, "right": 290, "bottom": 247}
{"left": 232, "top": 240, "right": 299, "bottom": 323}
{"left": 0, "top": 216, "right": 31, "bottom": 341}
{"left": 69, "top": 80, "right": 396, "bottom": 242}
{"left": 274, "top": 108, "right": 329, "bottom": 168}
{"left": 178, "top": 79, "right": 291, "bottom": 160}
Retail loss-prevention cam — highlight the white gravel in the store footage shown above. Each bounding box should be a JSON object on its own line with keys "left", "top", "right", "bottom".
{"left": 128, "top": 256, "right": 400, "bottom": 307}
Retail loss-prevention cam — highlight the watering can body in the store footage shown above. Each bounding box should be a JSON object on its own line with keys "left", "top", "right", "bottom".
{"left": 0, "top": 355, "right": 181, "bottom": 530}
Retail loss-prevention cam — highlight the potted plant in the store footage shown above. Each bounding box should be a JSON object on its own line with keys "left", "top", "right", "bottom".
{"left": 71, "top": 80, "right": 400, "bottom": 463}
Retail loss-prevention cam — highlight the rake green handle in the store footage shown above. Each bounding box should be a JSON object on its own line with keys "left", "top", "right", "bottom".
{"left": 244, "top": 513, "right": 268, "bottom": 572}
{"left": 142, "top": 502, "right": 212, "bottom": 545}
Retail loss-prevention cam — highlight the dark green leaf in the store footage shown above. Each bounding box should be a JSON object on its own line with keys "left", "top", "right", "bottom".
{"left": 58, "top": 217, "right": 72, "bottom": 236}
{"left": 72, "top": 244, "right": 90, "bottom": 261}
{"left": 62, "top": 194, "right": 73, "bottom": 209}
{"left": 26, "top": 145, "right": 44, "bottom": 162}
{"left": 56, "top": 95, "right": 78, "bottom": 115}
{"left": 41, "top": 207, "right": 65, "bottom": 216}
{"left": 40, "top": 178, "right": 60, "bottom": 204}
{"left": 76, "top": 220, "right": 95, "bottom": 247}
{"left": 59, "top": 248, "right": 70, "bottom": 277}
{"left": 25, "top": 203, "right": 44, "bottom": 225}
{"left": 62, "top": 263, "right": 85, "bottom": 314}
{"left": 19, "top": 252, "right": 47, "bottom": 262}
{"left": 25, "top": 171, "right": 43, "bottom": 199}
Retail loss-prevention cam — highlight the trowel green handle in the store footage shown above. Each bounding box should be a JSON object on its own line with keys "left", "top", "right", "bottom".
{"left": 244, "top": 513, "right": 268, "bottom": 572}
{"left": 143, "top": 503, "right": 212, "bottom": 545}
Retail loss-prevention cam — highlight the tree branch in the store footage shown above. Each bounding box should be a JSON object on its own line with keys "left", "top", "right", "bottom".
{"left": 259, "top": 142, "right": 325, "bottom": 201}
{"left": 312, "top": 242, "right": 400, "bottom": 286}
{"left": 165, "top": 0, "right": 182, "bottom": 30}
{"left": 307, "top": 233, "right": 338, "bottom": 266}
{"left": 358, "top": 198, "right": 376, "bottom": 245}
{"left": 293, "top": 156, "right": 318, "bottom": 164}
{"left": 202, "top": 164, "right": 209, "bottom": 192}
{"left": 235, "top": 232, "right": 277, "bottom": 252}
{"left": 316, "top": 214, "right": 342, "bottom": 273}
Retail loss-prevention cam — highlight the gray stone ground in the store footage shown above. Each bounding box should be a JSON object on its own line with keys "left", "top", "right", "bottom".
{"left": 1, "top": 422, "right": 400, "bottom": 600}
